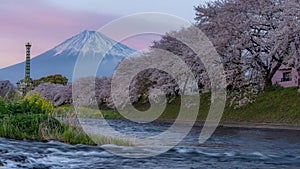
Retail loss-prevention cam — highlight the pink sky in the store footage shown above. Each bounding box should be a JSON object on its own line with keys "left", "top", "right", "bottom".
{"left": 0, "top": 1, "right": 116, "bottom": 68}
{"left": 0, "top": 0, "right": 200, "bottom": 69}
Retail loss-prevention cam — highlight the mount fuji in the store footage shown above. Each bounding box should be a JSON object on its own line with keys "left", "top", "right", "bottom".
{"left": 0, "top": 30, "right": 136, "bottom": 84}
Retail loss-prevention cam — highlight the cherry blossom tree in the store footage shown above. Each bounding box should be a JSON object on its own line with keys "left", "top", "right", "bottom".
{"left": 121, "top": 0, "right": 300, "bottom": 108}
{"left": 280, "top": 0, "right": 300, "bottom": 91}
{"left": 72, "top": 77, "right": 113, "bottom": 108}
{"left": 30, "top": 83, "right": 72, "bottom": 107}
{"left": 195, "top": 0, "right": 300, "bottom": 89}
{"left": 151, "top": 31, "right": 211, "bottom": 93}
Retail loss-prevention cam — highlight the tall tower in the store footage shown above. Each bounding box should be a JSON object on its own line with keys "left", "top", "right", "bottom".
{"left": 25, "top": 42, "right": 32, "bottom": 80}
{"left": 17, "top": 42, "right": 33, "bottom": 95}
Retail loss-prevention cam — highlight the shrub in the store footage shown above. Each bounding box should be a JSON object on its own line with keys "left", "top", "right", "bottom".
{"left": 0, "top": 97, "right": 8, "bottom": 119}
{"left": 0, "top": 97, "right": 7, "bottom": 113}
{"left": 23, "top": 93, "right": 54, "bottom": 114}
{"left": 32, "top": 74, "right": 68, "bottom": 87}
{"left": 5, "top": 93, "right": 54, "bottom": 115}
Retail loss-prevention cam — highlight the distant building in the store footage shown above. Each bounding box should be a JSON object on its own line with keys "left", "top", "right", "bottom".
{"left": 272, "top": 65, "right": 299, "bottom": 87}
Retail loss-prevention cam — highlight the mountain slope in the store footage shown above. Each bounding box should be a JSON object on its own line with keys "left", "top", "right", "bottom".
{"left": 0, "top": 30, "right": 136, "bottom": 84}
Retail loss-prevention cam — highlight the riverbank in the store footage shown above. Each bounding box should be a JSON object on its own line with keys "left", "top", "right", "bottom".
{"left": 1, "top": 87, "right": 299, "bottom": 147}
{"left": 62, "top": 87, "right": 300, "bottom": 130}
{"left": 1, "top": 123, "right": 300, "bottom": 168}
{"left": 219, "top": 121, "right": 300, "bottom": 130}
{"left": 0, "top": 94, "right": 131, "bottom": 146}
{"left": 152, "top": 120, "right": 300, "bottom": 131}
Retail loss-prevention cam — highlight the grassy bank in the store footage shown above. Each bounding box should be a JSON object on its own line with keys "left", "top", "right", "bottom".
{"left": 0, "top": 94, "right": 131, "bottom": 146}
{"left": 222, "top": 87, "right": 300, "bottom": 124}
{"left": 151, "top": 87, "right": 300, "bottom": 124}
{"left": 63, "top": 87, "right": 300, "bottom": 125}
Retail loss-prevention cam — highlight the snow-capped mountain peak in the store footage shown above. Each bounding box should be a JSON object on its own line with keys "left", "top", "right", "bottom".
{"left": 53, "top": 30, "right": 135, "bottom": 56}
{"left": 0, "top": 30, "right": 136, "bottom": 84}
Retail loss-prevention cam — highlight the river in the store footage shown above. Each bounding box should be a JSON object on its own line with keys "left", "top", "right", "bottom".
{"left": 0, "top": 120, "right": 300, "bottom": 168}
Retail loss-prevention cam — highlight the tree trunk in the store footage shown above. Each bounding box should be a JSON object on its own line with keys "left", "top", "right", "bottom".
{"left": 297, "top": 68, "right": 300, "bottom": 93}
{"left": 264, "top": 76, "right": 273, "bottom": 89}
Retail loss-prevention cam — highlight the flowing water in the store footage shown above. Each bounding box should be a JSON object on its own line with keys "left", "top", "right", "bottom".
{"left": 0, "top": 120, "right": 300, "bottom": 169}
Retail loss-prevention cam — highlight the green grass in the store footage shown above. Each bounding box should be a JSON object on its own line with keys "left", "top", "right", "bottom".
{"left": 96, "top": 94, "right": 211, "bottom": 121}
{"left": 0, "top": 114, "right": 60, "bottom": 140}
{"left": 222, "top": 87, "right": 300, "bottom": 124}
{"left": 0, "top": 113, "right": 131, "bottom": 146}
{"left": 0, "top": 94, "right": 132, "bottom": 146}
{"left": 55, "top": 106, "right": 123, "bottom": 119}
{"left": 60, "top": 125, "right": 132, "bottom": 146}
{"left": 59, "top": 87, "right": 300, "bottom": 125}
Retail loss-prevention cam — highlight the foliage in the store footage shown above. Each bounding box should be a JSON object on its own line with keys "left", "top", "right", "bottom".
{"left": 0, "top": 114, "right": 62, "bottom": 139}
{"left": 112, "top": 0, "right": 300, "bottom": 106}
{"left": 0, "top": 95, "right": 132, "bottom": 146}
{"left": 23, "top": 93, "right": 54, "bottom": 114}
{"left": 132, "top": 69, "right": 158, "bottom": 97}
{"left": 32, "top": 74, "right": 68, "bottom": 87}
{"left": 73, "top": 77, "right": 112, "bottom": 108}
{"left": 118, "top": 0, "right": 300, "bottom": 106}
{"left": 195, "top": 0, "right": 300, "bottom": 89}
{"left": 30, "top": 83, "right": 72, "bottom": 107}
{"left": 30, "top": 76, "right": 71, "bottom": 107}
{"left": 0, "top": 93, "right": 53, "bottom": 115}
{"left": 0, "top": 97, "right": 7, "bottom": 115}
{"left": 150, "top": 31, "right": 210, "bottom": 93}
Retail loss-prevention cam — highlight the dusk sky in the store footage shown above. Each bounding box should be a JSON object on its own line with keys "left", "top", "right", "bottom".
{"left": 0, "top": 0, "right": 207, "bottom": 69}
